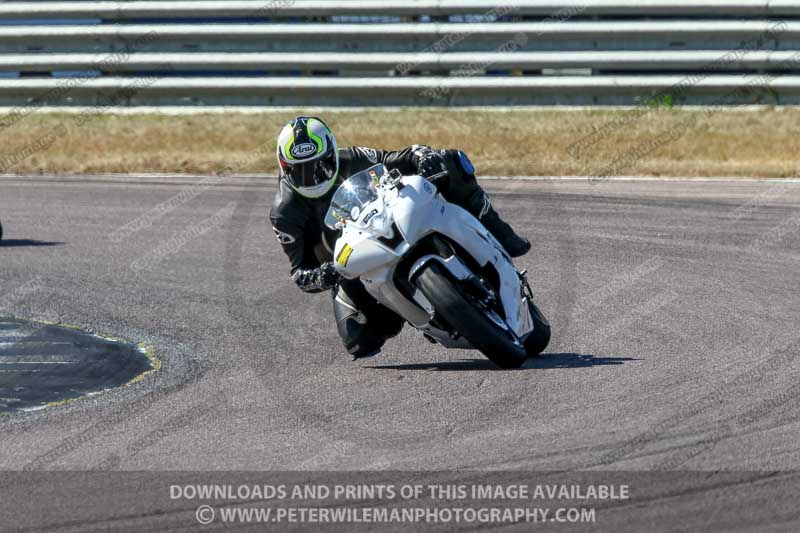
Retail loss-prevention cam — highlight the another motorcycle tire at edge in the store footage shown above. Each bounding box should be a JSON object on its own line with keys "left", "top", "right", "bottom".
{"left": 415, "top": 264, "right": 527, "bottom": 369}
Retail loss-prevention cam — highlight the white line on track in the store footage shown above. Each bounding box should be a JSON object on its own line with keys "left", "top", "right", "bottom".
{"left": 480, "top": 176, "right": 800, "bottom": 183}
{"left": 0, "top": 336, "right": 73, "bottom": 348}
{"left": 2, "top": 173, "right": 800, "bottom": 183}
{"left": 0, "top": 361, "right": 77, "bottom": 364}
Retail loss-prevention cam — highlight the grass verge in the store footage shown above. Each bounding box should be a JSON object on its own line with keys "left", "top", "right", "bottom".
{"left": 1, "top": 108, "right": 798, "bottom": 178}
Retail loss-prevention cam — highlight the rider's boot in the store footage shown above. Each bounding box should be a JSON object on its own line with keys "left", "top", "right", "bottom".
{"left": 465, "top": 189, "right": 531, "bottom": 258}
{"left": 332, "top": 281, "right": 404, "bottom": 360}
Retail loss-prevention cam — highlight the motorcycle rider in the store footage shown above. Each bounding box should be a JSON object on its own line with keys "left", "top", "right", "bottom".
{"left": 270, "top": 116, "right": 530, "bottom": 359}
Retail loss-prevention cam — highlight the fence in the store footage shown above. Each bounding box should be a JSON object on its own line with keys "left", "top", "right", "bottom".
{"left": 1, "top": 1, "right": 800, "bottom": 105}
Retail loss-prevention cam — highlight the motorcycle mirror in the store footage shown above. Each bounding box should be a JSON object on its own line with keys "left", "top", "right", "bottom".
{"left": 387, "top": 168, "right": 405, "bottom": 190}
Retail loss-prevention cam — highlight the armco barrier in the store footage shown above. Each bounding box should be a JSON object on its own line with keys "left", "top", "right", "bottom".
{"left": 0, "top": 1, "right": 798, "bottom": 106}
{"left": 1, "top": 1, "right": 800, "bottom": 20}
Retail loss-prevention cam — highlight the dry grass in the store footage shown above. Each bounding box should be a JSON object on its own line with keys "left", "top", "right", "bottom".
{"left": 1, "top": 108, "right": 799, "bottom": 177}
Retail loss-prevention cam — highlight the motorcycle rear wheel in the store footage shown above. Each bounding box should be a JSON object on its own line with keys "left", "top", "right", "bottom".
{"left": 415, "top": 264, "right": 527, "bottom": 369}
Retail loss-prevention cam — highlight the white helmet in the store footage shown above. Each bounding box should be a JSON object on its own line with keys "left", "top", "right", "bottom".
{"left": 276, "top": 116, "right": 339, "bottom": 198}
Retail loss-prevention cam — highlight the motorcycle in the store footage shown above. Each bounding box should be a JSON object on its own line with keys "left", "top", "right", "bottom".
{"left": 324, "top": 163, "right": 550, "bottom": 369}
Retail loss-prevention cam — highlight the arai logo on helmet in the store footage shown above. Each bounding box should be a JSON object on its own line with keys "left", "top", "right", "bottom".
{"left": 291, "top": 143, "right": 317, "bottom": 159}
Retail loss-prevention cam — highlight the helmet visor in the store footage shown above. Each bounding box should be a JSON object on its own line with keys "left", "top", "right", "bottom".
{"left": 285, "top": 151, "right": 337, "bottom": 189}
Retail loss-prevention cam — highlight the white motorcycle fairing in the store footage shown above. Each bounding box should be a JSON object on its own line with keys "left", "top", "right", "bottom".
{"left": 330, "top": 170, "right": 534, "bottom": 349}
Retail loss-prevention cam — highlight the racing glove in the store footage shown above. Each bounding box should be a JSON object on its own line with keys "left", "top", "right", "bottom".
{"left": 291, "top": 262, "right": 341, "bottom": 293}
{"left": 414, "top": 147, "right": 448, "bottom": 179}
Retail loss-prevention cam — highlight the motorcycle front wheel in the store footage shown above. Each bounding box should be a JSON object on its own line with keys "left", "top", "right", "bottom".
{"left": 524, "top": 302, "right": 551, "bottom": 356}
{"left": 415, "top": 264, "right": 527, "bottom": 369}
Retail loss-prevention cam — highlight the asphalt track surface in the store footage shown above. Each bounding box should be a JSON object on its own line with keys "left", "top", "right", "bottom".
{"left": 1, "top": 174, "right": 799, "bottom": 531}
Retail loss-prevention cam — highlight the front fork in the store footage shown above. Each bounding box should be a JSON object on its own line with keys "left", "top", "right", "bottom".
{"left": 519, "top": 269, "right": 534, "bottom": 300}
{"left": 519, "top": 269, "right": 549, "bottom": 329}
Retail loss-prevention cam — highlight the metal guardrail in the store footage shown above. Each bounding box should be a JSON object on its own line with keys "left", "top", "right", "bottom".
{"left": 3, "top": 51, "right": 800, "bottom": 72}
{"left": 1, "top": 75, "right": 798, "bottom": 106}
{"left": 0, "top": 22, "right": 796, "bottom": 54}
{"left": 1, "top": 2, "right": 800, "bottom": 106}
{"left": 2, "top": 1, "right": 800, "bottom": 19}
{"left": 2, "top": 21, "right": 796, "bottom": 39}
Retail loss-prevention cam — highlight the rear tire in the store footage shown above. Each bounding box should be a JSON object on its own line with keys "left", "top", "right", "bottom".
{"left": 415, "top": 264, "right": 526, "bottom": 369}
{"left": 524, "top": 302, "right": 551, "bottom": 356}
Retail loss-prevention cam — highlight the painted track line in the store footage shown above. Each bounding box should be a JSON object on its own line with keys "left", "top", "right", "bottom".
{"left": 2, "top": 172, "right": 800, "bottom": 183}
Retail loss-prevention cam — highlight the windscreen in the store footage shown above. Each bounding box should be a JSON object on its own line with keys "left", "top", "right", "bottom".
{"left": 324, "top": 164, "right": 385, "bottom": 229}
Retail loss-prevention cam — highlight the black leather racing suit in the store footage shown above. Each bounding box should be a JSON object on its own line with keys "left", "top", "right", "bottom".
{"left": 270, "top": 145, "right": 485, "bottom": 358}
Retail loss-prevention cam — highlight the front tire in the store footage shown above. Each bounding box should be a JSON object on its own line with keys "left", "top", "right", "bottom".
{"left": 415, "top": 264, "right": 527, "bottom": 369}
{"left": 524, "top": 302, "right": 551, "bottom": 356}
